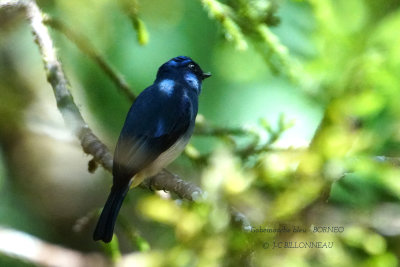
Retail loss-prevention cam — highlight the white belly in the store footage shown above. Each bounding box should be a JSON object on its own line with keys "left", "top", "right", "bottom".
{"left": 129, "top": 137, "right": 190, "bottom": 187}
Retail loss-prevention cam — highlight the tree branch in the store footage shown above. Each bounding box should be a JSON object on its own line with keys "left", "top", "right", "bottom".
{"left": 2, "top": 1, "right": 254, "bottom": 237}
{"left": 0, "top": 227, "right": 108, "bottom": 267}
{"left": 3, "top": 0, "right": 202, "bottom": 201}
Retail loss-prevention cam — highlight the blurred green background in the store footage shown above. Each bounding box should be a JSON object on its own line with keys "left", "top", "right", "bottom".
{"left": 1, "top": 0, "right": 400, "bottom": 266}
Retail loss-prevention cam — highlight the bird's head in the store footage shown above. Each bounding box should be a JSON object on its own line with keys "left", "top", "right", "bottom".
{"left": 156, "top": 56, "right": 211, "bottom": 82}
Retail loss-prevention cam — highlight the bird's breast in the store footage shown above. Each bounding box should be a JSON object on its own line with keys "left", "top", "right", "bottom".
{"left": 135, "top": 133, "right": 192, "bottom": 183}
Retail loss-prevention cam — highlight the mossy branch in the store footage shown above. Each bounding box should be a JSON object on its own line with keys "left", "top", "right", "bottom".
{"left": 201, "top": 0, "right": 248, "bottom": 50}
{"left": 200, "top": 0, "right": 300, "bottom": 80}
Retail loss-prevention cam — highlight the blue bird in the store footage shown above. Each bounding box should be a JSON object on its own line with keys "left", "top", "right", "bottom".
{"left": 93, "top": 56, "right": 211, "bottom": 243}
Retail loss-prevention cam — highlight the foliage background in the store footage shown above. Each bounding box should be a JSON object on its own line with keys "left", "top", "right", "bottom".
{"left": 0, "top": 0, "right": 400, "bottom": 266}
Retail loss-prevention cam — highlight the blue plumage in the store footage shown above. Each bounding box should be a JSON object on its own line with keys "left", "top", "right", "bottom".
{"left": 93, "top": 56, "right": 211, "bottom": 242}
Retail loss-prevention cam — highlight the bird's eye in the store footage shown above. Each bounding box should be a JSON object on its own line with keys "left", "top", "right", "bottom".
{"left": 188, "top": 63, "right": 195, "bottom": 69}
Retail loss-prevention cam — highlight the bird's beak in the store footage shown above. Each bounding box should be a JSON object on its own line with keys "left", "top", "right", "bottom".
{"left": 202, "top": 72, "right": 212, "bottom": 80}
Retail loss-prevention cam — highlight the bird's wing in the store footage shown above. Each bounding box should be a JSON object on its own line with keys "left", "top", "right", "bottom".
{"left": 112, "top": 84, "right": 195, "bottom": 185}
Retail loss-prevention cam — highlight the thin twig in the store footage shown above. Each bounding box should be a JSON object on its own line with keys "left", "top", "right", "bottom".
{"left": 43, "top": 16, "right": 136, "bottom": 102}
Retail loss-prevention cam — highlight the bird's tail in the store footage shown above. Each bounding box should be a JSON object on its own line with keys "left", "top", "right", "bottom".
{"left": 93, "top": 185, "right": 129, "bottom": 243}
